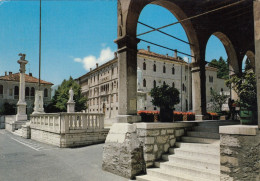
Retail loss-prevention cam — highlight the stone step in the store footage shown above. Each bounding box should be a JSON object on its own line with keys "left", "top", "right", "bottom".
{"left": 169, "top": 147, "right": 219, "bottom": 159}
{"left": 13, "top": 129, "right": 22, "bottom": 137}
{"left": 167, "top": 155, "right": 220, "bottom": 171}
{"left": 187, "top": 131, "right": 220, "bottom": 139}
{"left": 181, "top": 136, "right": 220, "bottom": 145}
{"left": 167, "top": 149, "right": 220, "bottom": 163}
{"left": 160, "top": 162, "right": 220, "bottom": 181}
{"left": 175, "top": 142, "right": 220, "bottom": 154}
{"left": 196, "top": 121, "right": 238, "bottom": 126}
{"left": 136, "top": 175, "right": 168, "bottom": 181}
{"left": 193, "top": 126, "right": 219, "bottom": 133}
{"left": 146, "top": 168, "right": 210, "bottom": 181}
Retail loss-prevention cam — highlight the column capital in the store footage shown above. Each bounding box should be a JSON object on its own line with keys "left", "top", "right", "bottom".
{"left": 114, "top": 35, "right": 140, "bottom": 53}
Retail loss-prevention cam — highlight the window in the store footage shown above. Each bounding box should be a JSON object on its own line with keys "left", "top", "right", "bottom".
{"left": 31, "top": 87, "right": 35, "bottom": 97}
{"left": 25, "top": 87, "right": 30, "bottom": 97}
{"left": 172, "top": 82, "right": 175, "bottom": 88}
{"left": 116, "top": 94, "right": 118, "bottom": 102}
{"left": 111, "top": 94, "right": 114, "bottom": 103}
{"left": 221, "top": 88, "right": 224, "bottom": 92}
{"left": 154, "top": 107, "right": 157, "bottom": 110}
{"left": 143, "top": 62, "right": 146, "bottom": 70}
{"left": 163, "top": 65, "right": 166, "bottom": 73}
{"left": 14, "top": 86, "right": 19, "bottom": 96}
{"left": 153, "top": 64, "right": 156, "bottom": 72}
{"left": 0, "top": 85, "right": 3, "bottom": 95}
{"left": 153, "top": 80, "right": 156, "bottom": 88}
{"left": 9, "top": 89, "right": 13, "bottom": 96}
{"left": 143, "top": 79, "right": 146, "bottom": 87}
{"left": 163, "top": 81, "right": 166, "bottom": 85}
{"left": 112, "top": 68, "right": 114, "bottom": 75}
{"left": 209, "top": 76, "right": 214, "bottom": 83}
{"left": 44, "top": 88, "right": 48, "bottom": 97}
{"left": 182, "top": 84, "right": 185, "bottom": 91}
{"left": 172, "top": 67, "right": 175, "bottom": 74}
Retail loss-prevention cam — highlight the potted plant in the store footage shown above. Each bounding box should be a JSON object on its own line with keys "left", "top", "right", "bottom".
{"left": 150, "top": 84, "right": 180, "bottom": 122}
{"left": 226, "top": 70, "right": 257, "bottom": 125}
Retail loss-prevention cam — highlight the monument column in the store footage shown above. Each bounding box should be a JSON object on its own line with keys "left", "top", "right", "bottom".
{"left": 115, "top": 35, "right": 141, "bottom": 123}
{"left": 16, "top": 53, "right": 28, "bottom": 121}
{"left": 254, "top": 0, "right": 260, "bottom": 128}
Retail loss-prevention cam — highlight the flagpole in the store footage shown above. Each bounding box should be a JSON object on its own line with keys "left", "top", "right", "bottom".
{"left": 38, "top": 0, "right": 41, "bottom": 90}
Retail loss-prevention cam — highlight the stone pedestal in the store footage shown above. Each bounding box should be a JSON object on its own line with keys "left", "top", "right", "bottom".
{"left": 32, "top": 90, "right": 45, "bottom": 114}
{"left": 67, "top": 102, "right": 75, "bottom": 113}
{"left": 16, "top": 103, "right": 27, "bottom": 121}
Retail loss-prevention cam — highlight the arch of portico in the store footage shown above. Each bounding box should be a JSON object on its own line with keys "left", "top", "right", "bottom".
{"left": 115, "top": 0, "right": 260, "bottom": 127}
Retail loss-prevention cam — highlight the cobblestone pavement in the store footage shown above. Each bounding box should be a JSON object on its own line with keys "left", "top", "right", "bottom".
{"left": 0, "top": 130, "right": 128, "bottom": 181}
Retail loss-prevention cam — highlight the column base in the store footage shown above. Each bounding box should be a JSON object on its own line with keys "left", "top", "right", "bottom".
{"left": 16, "top": 114, "right": 28, "bottom": 122}
{"left": 195, "top": 114, "right": 207, "bottom": 121}
{"left": 16, "top": 103, "right": 27, "bottom": 121}
{"left": 116, "top": 115, "right": 141, "bottom": 123}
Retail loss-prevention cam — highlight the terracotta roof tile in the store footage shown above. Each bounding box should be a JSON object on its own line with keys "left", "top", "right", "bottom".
{"left": 138, "top": 49, "right": 187, "bottom": 64}
{"left": 0, "top": 73, "right": 53, "bottom": 85}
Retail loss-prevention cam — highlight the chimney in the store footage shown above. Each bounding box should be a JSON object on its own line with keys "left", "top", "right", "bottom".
{"left": 9, "top": 72, "right": 12, "bottom": 75}
{"left": 29, "top": 73, "right": 32, "bottom": 76}
{"left": 5, "top": 72, "right": 7, "bottom": 76}
{"left": 166, "top": 54, "right": 168, "bottom": 58}
{"left": 96, "top": 63, "right": 99, "bottom": 68}
{"left": 174, "top": 49, "right": 177, "bottom": 58}
{"left": 147, "top": 46, "right": 150, "bottom": 52}
{"left": 90, "top": 68, "right": 92, "bottom": 71}
{"left": 114, "top": 52, "right": 118, "bottom": 58}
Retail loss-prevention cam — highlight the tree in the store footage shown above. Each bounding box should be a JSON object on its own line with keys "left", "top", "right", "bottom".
{"left": 210, "top": 89, "right": 229, "bottom": 112}
{"left": 46, "top": 77, "right": 87, "bottom": 113}
{"left": 208, "top": 57, "right": 229, "bottom": 79}
{"left": 0, "top": 102, "right": 16, "bottom": 115}
{"left": 150, "top": 84, "right": 180, "bottom": 122}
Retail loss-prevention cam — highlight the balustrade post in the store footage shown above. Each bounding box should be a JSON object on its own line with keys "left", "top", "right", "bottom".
{"left": 100, "top": 114, "right": 104, "bottom": 129}
{"left": 61, "top": 114, "right": 69, "bottom": 134}
{"left": 82, "top": 115, "right": 88, "bottom": 130}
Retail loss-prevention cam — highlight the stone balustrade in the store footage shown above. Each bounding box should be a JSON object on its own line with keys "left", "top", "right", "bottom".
{"left": 30, "top": 113, "right": 104, "bottom": 134}
{"left": 29, "top": 112, "right": 108, "bottom": 148}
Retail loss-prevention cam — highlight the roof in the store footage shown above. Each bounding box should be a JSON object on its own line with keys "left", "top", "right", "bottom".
{"left": 76, "top": 49, "right": 188, "bottom": 81}
{"left": 138, "top": 49, "right": 187, "bottom": 64}
{"left": 0, "top": 73, "right": 53, "bottom": 85}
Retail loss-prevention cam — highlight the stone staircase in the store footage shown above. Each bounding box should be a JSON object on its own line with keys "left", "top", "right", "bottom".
{"left": 13, "top": 128, "right": 23, "bottom": 137}
{"left": 136, "top": 121, "right": 238, "bottom": 181}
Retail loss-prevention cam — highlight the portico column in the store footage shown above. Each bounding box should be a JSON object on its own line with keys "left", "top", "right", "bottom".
{"left": 191, "top": 62, "right": 207, "bottom": 120}
{"left": 16, "top": 54, "right": 28, "bottom": 121}
{"left": 254, "top": 0, "right": 260, "bottom": 128}
{"left": 115, "top": 36, "right": 141, "bottom": 123}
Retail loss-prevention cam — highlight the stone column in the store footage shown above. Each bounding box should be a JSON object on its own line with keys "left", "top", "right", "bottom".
{"left": 191, "top": 62, "right": 207, "bottom": 120}
{"left": 115, "top": 36, "right": 141, "bottom": 123}
{"left": 16, "top": 54, "right": 28, "bottom": 121}
{"left": 254, "top": 0, "right": 260, "bottom": 128}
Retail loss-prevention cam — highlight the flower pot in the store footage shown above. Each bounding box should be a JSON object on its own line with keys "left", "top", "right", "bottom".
{"left": 160, "top": 107, "right": 173, "bottom": 122}
{"left": 240, "top": 109, "right": 254, "bottom": 125}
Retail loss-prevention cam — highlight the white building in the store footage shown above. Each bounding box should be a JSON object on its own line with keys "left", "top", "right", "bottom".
{"left": 76, "top": 48, "right": 228, "bottom": 125}
{"left": 0, "top": 72, "right": 53, "bottom": 115}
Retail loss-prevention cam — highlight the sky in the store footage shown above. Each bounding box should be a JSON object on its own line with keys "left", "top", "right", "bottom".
{"left": 0, "top": 0, "right": 233, "bottom": 86}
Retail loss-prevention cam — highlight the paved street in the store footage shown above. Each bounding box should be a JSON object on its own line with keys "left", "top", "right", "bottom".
{"left": 0, "top": 130, "right": 127, "bottom": 181}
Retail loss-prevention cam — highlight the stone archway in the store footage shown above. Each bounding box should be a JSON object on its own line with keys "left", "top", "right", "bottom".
{"left": 206, "top": 32, "right": 240, "bottom": 101}
{"left": 116, "top": 0, "right": 205, "bottom": 122}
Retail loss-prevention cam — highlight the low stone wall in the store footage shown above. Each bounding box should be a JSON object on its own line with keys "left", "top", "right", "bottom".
{"left": 0, "top": 116, "right": 5, "bottom": 129}
{"left": 5, "top": 115, "right": 16, "bottom": 132}
{"left": 103, "top": 122, "right": 195, "bottom": 179}
{"left": 136, "top": 123, "right": 192, "bottom": 167}
{"left": 31, "top": 128, "right": 109, "bottom": 148}
{"left": 220, "top": 125, "right": 260, "bottom": 181}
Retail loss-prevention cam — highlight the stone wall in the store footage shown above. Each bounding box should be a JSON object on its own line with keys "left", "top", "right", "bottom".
{"left": 31, "top": 128, "right": 109, "bottom": 148}
{"left": 136, "top": 123, "right": 191, "bottom": 167}
{"left": 220, "top": 125, "right": 260, "bottom": 181}
{"left": 102, "top": 122, "right": 195, "bottom": 179}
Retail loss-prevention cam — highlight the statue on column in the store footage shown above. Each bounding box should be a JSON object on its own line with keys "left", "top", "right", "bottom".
{"left": 68, "top": 88, "right": 74, "bottom": 103}
{"left": 67, "top": 88, "right": 75, "bottom": 113}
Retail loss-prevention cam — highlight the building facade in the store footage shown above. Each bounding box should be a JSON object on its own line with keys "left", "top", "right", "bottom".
{"left": 76, "top": 48, "right": 228, "bottom": 125}
{"left": 0, "top": 72, "right": 53, "bottom": 115}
